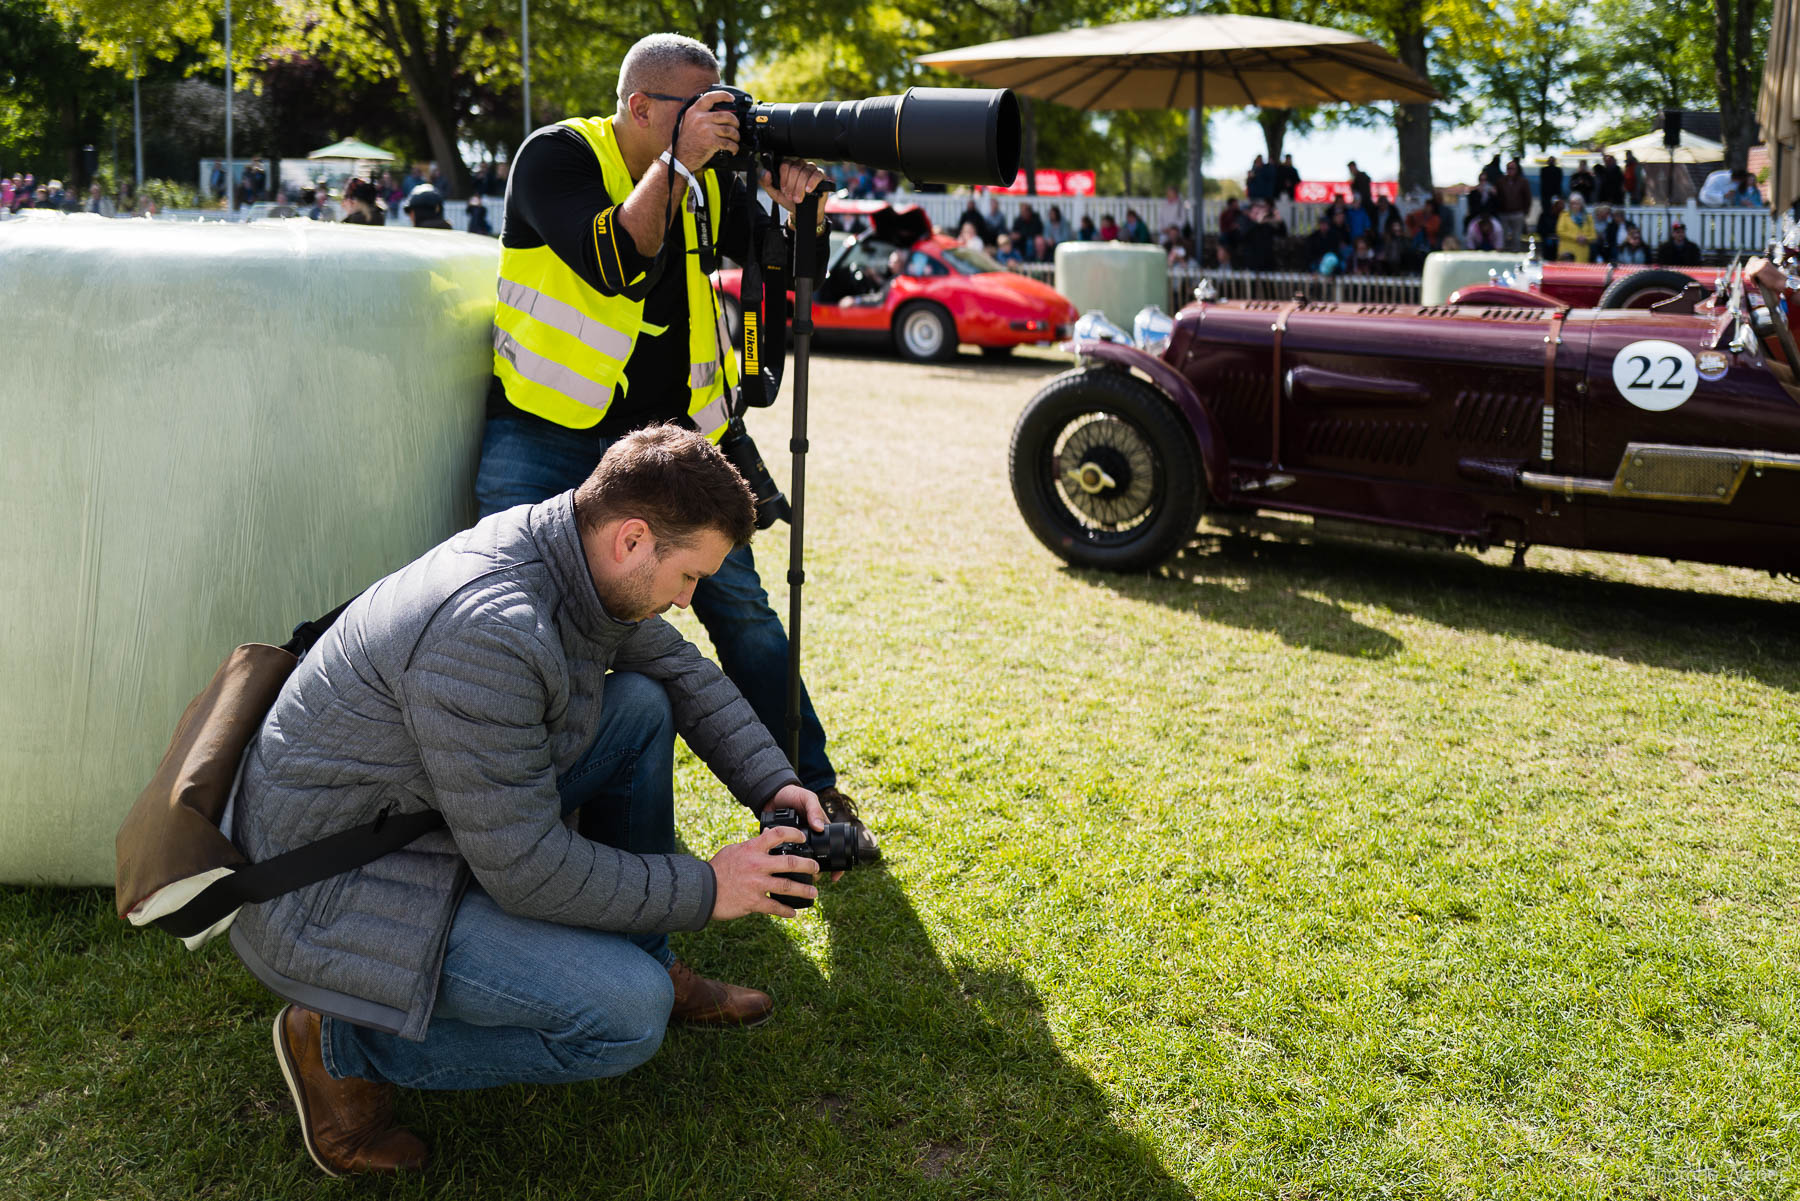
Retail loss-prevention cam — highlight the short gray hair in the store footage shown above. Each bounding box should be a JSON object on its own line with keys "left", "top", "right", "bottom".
{"left": 617, "top": 34, "right": 719, "bottom": 109}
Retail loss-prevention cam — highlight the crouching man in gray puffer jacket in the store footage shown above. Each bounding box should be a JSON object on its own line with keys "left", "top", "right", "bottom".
{"left": 229, "top": 424, "right": 835, "bottom": 1177}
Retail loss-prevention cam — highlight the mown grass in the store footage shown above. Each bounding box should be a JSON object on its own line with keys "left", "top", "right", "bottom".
{"left": 5, "top": 345, "right": 1800, "bottom": 1199}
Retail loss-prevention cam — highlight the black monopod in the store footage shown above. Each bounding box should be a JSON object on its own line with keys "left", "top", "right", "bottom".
{"left": 717, "top": 88, "right": 1022, "bottom": 760}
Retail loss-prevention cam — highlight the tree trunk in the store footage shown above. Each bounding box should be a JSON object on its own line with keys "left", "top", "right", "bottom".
{"left": 1392, "top": 24, "right": 1433, "bottom": 194}
{"left": 1259, "top": 108, "right": 1290, "bottom": 163}
{"left": 721, "top": 19, "right": 740, "bottom": 85}
{"left": 416, "top": 91, "right": 470, "bottom": 197}
{"left": 1712, "top": 0, "right": 1758, "bottom": 170}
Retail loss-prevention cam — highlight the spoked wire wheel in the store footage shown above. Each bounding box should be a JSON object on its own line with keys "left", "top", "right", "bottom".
{"left": 1009, "top": 368, "right": 1203, "bottom": 572}
{"left": 1049, "top": 413, "right": 1161, "bottom": 538}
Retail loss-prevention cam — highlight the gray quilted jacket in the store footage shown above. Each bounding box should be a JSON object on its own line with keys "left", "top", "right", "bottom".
{"left": 228, "top": 493, "right": 797, "bottom": 1041}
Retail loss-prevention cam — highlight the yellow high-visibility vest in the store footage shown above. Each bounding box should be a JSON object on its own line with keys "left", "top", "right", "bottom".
{"left": 491, "top": 115, "right": 738, "bottom": 438}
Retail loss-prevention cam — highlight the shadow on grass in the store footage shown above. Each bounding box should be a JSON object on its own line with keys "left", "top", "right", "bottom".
{"left": 408, "top": 866, "right": 1186, "bottom": 1198}
{"left": 1103, "top": 528, "right": 1800, "bottom": 688}
{"left": 1, "top": 875, "right": 1187, "bottom": 1198}
{"left": 1101, "top": 539, "right": 1407, "bottom": 660}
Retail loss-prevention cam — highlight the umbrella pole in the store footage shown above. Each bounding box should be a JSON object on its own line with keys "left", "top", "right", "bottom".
{"left": 1188, "top": 57, "right": 1205, "bottom": 259}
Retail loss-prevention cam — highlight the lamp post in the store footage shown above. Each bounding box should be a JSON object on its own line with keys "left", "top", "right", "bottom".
{"left": 224, "top": 0, "right": 234, "bottom": 211}
{"left": 132, "top": 43, "right": 143, "bottom": 196}
{"left": 521, "top": 0, "right": 532, "bottom": 143}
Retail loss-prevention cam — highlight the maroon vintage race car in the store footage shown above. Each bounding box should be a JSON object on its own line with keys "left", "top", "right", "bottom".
{"left": 1010, "top": 243, "right": 1800, "bottom": 576}
{"left": 1446, "top": 256, "right": 1723, "bottom": 312}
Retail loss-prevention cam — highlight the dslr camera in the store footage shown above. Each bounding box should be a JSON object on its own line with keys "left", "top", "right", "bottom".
{"left": 697, "top": 85, "right": 1020, "bottom": 186}
{"left": 692, "top": 84, "right": 1020, "bottom": 526}
{"left": 759, "top": 806, "right": 879, "bottom": 909}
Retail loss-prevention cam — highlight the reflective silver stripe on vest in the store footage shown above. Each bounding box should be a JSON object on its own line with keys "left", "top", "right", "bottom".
{"left": 494, "top": 327, "right": 612, "bottom": 410}
{"left": 691, "top": 393, "right": 731, "bottom": 433}
{"left": 688, "top": 359, "right": 719, "bottom": 388}
{"left": 496, "top": 277, "right": 633, "bottom": 361}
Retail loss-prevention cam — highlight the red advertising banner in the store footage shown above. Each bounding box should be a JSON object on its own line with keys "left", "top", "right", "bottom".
{"left": 1294, "top": 179, "right": 1399, "bottom": 203}
{"left": 982, "top": 169, "right": 1098, "bottom": 197}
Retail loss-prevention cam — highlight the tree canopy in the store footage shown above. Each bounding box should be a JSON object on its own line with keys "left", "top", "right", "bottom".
{"left": 27, "top": 0, "right": 1775, "bottom": 199}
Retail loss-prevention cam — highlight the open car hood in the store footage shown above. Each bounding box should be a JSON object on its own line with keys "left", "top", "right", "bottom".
{"left": 826, "top": 200, "right": 934, "bottom": 249}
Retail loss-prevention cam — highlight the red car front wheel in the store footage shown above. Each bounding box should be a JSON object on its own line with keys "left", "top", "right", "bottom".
{"left": 894, "top": 302, "right": 958, "bottom": 363}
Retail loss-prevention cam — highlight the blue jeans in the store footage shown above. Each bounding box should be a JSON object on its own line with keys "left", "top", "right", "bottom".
{"left": 321, "top": 673, "right": 683, "bottom": 1089}
{"left": 474, "top": 411, "right": 835, "bottom": 790}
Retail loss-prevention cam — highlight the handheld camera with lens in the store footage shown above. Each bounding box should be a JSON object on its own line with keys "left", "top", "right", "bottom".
{"left": 759, "top": 806, "right": 878, "bottom": 909}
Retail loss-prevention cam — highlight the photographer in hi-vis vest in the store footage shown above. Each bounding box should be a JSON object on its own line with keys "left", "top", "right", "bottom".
{"left": 477, "top": 32, "right": 877, "bottom": 859}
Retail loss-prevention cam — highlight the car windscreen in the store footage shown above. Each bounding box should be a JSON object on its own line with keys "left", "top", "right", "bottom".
{"left": 939, "top": 244, "right": 1006, "bottom": 275}
{"left": 826, "top": 230, "right": 855, "bottom": 271}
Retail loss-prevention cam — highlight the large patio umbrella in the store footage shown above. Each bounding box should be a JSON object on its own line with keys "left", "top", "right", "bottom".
{"left": 1604, "top": 129, "right": 1725, "bottom": 164}
{"left": 917, "top": 14, "right": 1438, "bottom": 220}
{"left": 307, "top": 138, "right": 396, "bottom": 162}
{"left": 1758, "top": 0, "right": 1799, "bottom": 211}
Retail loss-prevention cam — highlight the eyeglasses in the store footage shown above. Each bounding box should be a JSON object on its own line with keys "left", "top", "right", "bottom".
{"left": 640, "top": 92, "right": 700, "bottom": 104}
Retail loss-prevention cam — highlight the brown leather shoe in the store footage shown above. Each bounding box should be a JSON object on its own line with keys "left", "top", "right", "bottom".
{"left": 817, "top": 786, "right": 881, "bottom": 864}
{"left": 667, "top": 959, "right": 774, "bottom": 1026}
{"left": 273, "top": 1005, "right": 428, "bottom": 1177}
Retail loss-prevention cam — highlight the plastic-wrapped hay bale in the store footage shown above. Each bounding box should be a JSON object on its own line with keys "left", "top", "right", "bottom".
{"left": 1420, "top": 250, "right": 1522, "bottom": 305}
{"left": 1054, "top": 242, "right": 1168, "bottom": 329}
{"left": 0, "top": 213, "right": 500, "bottom": 885}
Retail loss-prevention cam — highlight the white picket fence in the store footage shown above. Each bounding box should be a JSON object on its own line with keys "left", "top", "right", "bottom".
{"left": 130, "top": 190, "right": 1778, "bottom": 255}
{"left": 1008, "top": 261, "right": 1424, "bottom": 311}
{"left": 122, "top": 199, "right": 493, "bottom": 232}
{"left": 902, "top": 191, "right": 1780, "bottom": 256}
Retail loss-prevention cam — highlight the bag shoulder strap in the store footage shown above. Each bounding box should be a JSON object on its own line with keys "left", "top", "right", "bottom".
{"left": 152, "top": 592, "right": 446, "bottom": 940}
{"left": 282, "top": 598, "right": 356, "bottom": 656}
{"left": 151, "top": 805, "right": 445, "bottom": 940}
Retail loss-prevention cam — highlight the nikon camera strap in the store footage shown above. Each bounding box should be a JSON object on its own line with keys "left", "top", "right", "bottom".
{"left": 736, "top": 184, "right": 792, "bottom": 411}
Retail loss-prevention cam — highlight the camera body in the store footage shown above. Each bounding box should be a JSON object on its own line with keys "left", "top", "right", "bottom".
{"left": 759, "top": 805, "right": 875, "bottom": 908}
{"left": 703, "top": 86, "right": 761, "bottom": 175}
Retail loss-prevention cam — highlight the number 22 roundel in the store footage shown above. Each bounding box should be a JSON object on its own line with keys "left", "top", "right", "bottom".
{"left": 1610, "top": 340, "right": 1699, "bottom": 411}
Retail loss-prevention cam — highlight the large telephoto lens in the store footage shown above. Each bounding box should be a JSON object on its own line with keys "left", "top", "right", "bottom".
{"left": 753, "top": 88, "right": 1020, "bottom": 187}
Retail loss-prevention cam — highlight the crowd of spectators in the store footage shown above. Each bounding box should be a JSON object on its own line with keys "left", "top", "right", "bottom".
{"left": 1218, "top": 185, "right": 1457, "bottom": 276}
{"left": 953, "top": 196, "right": 1168, "bottom": 263}
{"left": 5, "top": 173, "right": 63, "bottom": 212}
{"left": 6, "top": 171, "right": 155, "bottom": 215}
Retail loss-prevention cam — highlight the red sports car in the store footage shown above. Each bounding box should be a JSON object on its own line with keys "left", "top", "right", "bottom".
{"left": 713, "top": 200, "right": 1078, "bottom": 362}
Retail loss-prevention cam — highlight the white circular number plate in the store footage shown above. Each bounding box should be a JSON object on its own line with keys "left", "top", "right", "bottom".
{"left": 1611, "top": 340, "right": 1698, "bottom": 411}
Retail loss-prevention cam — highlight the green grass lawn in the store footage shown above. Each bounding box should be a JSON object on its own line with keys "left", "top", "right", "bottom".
{"left": 5, "top": 345, "right": 1800, "bottom": 1199}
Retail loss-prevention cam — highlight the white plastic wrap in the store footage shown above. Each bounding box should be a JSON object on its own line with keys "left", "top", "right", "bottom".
{"left": 0, "top": 214, "right": 499, "bottom": 884}
{"left": 1420, "top": 250, "right": 1523, "bottom": 305}
{"left": 1054, "top": 243, "right": 1169, "bottom": 330}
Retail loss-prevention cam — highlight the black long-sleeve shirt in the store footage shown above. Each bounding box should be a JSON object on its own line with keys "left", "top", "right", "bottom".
{"left": 489, "top": 124, "right": 752, "bottom": 436}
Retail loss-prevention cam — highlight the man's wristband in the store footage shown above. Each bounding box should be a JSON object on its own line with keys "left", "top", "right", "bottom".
{"left": 658, "top": 150, "right": 702, "bottom": 200}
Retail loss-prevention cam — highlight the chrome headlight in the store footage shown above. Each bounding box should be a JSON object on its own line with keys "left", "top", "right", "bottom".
{"left": 1132, "top": 304, "right": 1174, "bottom": 357}
{"left": 1072, "top": 309, "right": 1132, "bottom": 345}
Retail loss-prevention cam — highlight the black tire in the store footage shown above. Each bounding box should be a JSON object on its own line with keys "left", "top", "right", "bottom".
{"left": 1008, "top": 368, "right": 1204, "bottom": 572}
{"left": 894, "top": 302, "right": 958, "bottom": 362}
{"left": 1598, "top": 267, "right": 1694, "bottom": 310}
